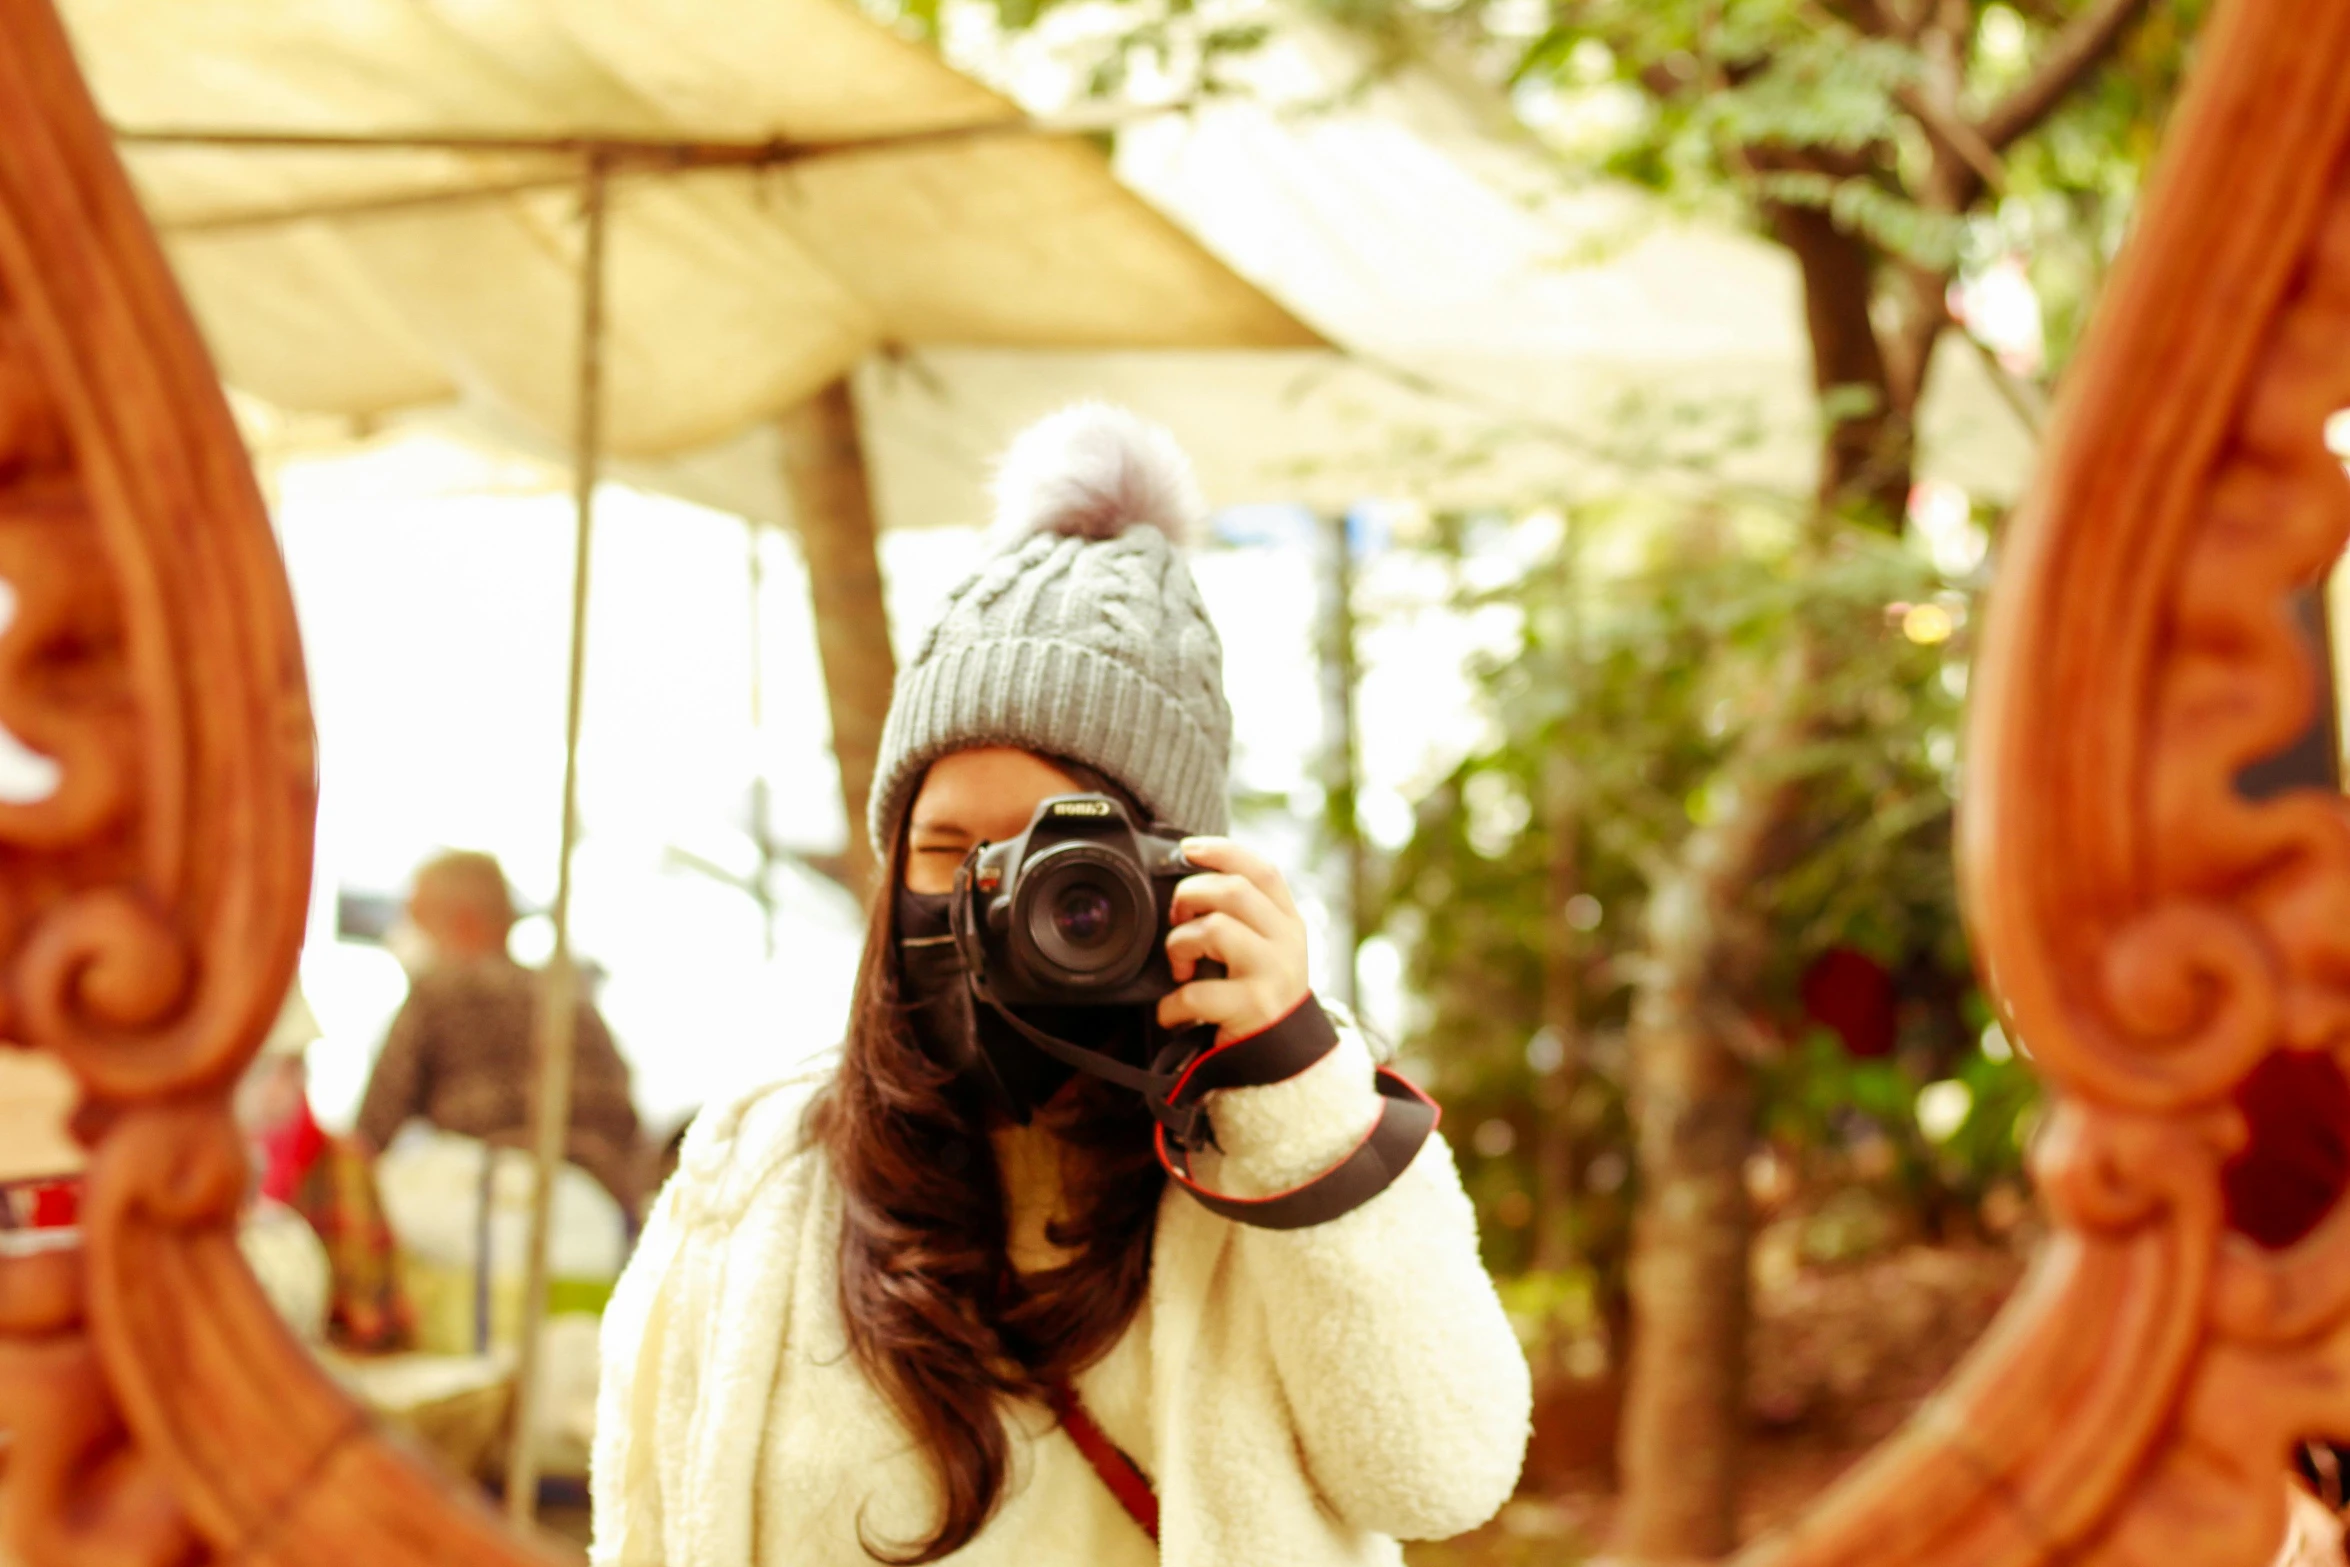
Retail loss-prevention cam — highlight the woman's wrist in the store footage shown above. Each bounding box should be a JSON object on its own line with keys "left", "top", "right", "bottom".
{"left": 1198, "top": 997, "right": 1385, "bottom": 1198}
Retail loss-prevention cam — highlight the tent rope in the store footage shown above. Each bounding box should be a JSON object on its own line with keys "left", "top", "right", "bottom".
{"left": 502, "top": 145, "right": 610, "bottom": 1528}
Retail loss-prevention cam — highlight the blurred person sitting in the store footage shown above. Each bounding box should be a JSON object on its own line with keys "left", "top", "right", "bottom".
{"left": 235, "top": 982, "right": 416, "bottom": 1354}
{"left": 355, "top": 850, "right": 647, "bottom": 1219}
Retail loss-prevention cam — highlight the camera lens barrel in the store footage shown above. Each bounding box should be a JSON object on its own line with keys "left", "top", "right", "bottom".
{"left": 1014, "top": 840, "right": 1156, "bottom": 989}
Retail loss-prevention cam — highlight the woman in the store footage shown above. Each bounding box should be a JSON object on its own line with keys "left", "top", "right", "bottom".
{"left": 590, "top": 406, "right": 1531, "bottom": 1566}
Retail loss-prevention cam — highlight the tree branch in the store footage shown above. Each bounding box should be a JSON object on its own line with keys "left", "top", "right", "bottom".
{"left": 1883, "top": 260, "right": 1952, "bottom": 418}
{"left": 1871, "top": 0, "right": 1928, "bottom": 41}
{"left": 1792, "top": 0, "right": 2004, "bottom": 194}
{"left": 1977, "top": 0, "right": 2161, "bottom": 150}
{"left": 1960, "top": 326, "right": 2050, "bottom": 437}
{"left": 1812, "top": 0, "right": 1897, "bottom": 38}
{"left": 1754, "top": 167, "right": 1914, "bottom": 523}
{"left": 1898, "top": 84, "right": 2007, "bottom": 194}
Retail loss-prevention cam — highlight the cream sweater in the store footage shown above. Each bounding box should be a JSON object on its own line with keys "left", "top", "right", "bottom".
{"left": 589, "top": 1025, "right": 1532, "bottom": 1566}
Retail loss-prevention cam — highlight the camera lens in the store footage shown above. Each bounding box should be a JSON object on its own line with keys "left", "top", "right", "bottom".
{"left": 1051, "top": 883, "right": 1116, "bottom": 949}
{"left": 1018, "top": 844, "right": 1154, "bottom": 987}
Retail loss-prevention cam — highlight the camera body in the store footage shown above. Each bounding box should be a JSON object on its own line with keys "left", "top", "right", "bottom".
{"left": 953, "top": 794, "right": 1204, "bottom": 1008}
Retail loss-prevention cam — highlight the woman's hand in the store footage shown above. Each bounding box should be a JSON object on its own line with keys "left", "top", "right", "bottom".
{"left": 1158, "top": 837, "right": 1312, "bottom": 1046}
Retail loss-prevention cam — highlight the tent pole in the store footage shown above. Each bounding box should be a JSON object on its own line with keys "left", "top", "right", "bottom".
{"left": 162, "top": 172, "right": 577, "bottom": 236}
{"left": 130, "top": 105, "right": 1199, "bottom": 237}
{"left": 114, "top": 107, "right": 1169, "bottom": 167}
{"left": 505, "top": 148, "right": 610, "bottom": 1526}
{"left": 776, "top": 379, "right": 896, "bottom": 901}
{"left": 1317, "top": 511, "right": 1363, "bottom": 1011}
{"left": 748, "top": 519, "right": 779, "bottom": 957}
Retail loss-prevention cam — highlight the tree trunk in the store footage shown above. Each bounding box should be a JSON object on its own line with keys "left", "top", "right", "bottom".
{"left": 1614, "top": 193, "right": 1933, "bottom": 1562}
{"left": 1605, "top": 15, "right": 2147, "bottom": 1550}
{"left": 1532, "top": 743, "right": 1582, "bottom": 1277}
{"left": 1318, "top": 512, "right": 1364, "bottom": 1009}
{"left": 1613, "top": 637, "right": 1821, "bottom": 1562}
{"left": 777, "top": 378, "right": 896, "bottom": 900}
{"left": 1614, "top": 962, "right": 1754, "bottom": 1560}
{"left": 1762, "top": 198, "right": 1915, "bottom": 525}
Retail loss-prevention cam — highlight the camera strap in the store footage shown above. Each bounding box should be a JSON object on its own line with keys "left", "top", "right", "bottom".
{"left": 1151, "top": 999, "right": 1440, "bottom": 1231}
{"left": 965, "top": 980, "right": 1439, "bottom": 1230}
{"left": 1158, "top": 1071, "right": 1438, "bottom": 1230}
{"left": 961, "top": 974, "right": 1190, "bottom": 1106}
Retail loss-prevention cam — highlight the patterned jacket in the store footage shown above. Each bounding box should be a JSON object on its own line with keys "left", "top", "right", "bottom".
{"left": 357, "top": 957, "right": 645, "bottom": 1215}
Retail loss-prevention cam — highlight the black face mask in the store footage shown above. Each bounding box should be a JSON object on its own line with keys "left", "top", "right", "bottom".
{"left": 893, "top": 887, "right": 1143, "bottom": 1125}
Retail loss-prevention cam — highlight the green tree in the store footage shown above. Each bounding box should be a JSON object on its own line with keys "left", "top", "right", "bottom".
{"left": 1381, "top": 488, "right": 2030, "bottom": 1510}
{"left": 1291, "top": 10, "right": 2202, "bottom": 1552}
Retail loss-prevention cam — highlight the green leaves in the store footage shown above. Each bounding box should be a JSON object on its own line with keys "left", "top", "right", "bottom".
{"left": 1748, "top": 171, "right": 1974, "bottom": 267}
{"left": 1390, "top": 500, "right": 1972, "bottom": 1015}
{"left": 1372, "top": 486, "right": 1993, "bottom": 1275}
{"left": 1701, "top": 35, "right": 1920, "bottom": 154}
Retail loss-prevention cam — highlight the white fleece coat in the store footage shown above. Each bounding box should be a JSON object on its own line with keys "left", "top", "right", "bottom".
{"left": 589, "top": 1025, "right": 1532, "bottom": 1566}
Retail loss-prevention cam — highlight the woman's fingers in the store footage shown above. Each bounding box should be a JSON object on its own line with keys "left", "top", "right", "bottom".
{"left": 1156, "top": 978, "right": 1249, "bottom": 1033}
{"left": 1161, "top": 838, "right": 1312, "bottom": 1044}
{"left": 1170, "top": 870, "right": 1289, "bottom": 944}
{"left": 1163, "top": 910, "right": 1272, "bottom": 984}
{"left": 1177, "top": 837, "right": 1300, "bottom": 920}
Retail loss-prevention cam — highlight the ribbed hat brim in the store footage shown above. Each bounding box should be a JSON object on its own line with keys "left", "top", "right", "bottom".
{"left": 868, "top": 637, "right": 1231, "bottom": 848}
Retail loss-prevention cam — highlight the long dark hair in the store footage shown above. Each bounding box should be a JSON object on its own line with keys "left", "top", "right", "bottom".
{"left": 804, "top": 763, "right": 1166, "bottom": 1563}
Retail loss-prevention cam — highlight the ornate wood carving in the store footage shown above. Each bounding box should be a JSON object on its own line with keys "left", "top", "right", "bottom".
{"left": 0, "top": 3, "right": 558, "bottom": 1566}
{"left": 1742, "top": 4, "right": 2350, "bottom": 1565}
{"left": 0, "top": 0, "right": 2348, "bottom": 1563}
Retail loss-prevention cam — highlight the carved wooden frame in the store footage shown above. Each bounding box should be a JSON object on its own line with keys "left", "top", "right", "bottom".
{"left": 1, "top": 0, "right": 2349, "bottom": 1563}
{"left": 0, "top": 2, "right": 559, "bottom": 1564}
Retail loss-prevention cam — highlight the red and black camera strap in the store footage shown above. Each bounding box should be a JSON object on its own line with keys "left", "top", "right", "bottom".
{"left": 1151, "top": 997, "right": 1440, "bottom": 1231}
{"left": 969, "top": 983, "right": 1439, "bottom": 1231}
{"left": 1155, "top": 1066, "right": 1438, "bottom": 1230}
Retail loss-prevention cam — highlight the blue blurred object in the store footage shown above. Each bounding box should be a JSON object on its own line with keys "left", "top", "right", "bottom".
{"left": 1342, "top": 504, "right": 1393, "bottom": 559}
{"left": 1210, "top": 502, "right": 1318, "bottom": 551}
{"left": 1209, "top": 501, "right": 1390, "bottom": 558}
{"left": 334, "top": 887, "right": 403, "bottom": 944}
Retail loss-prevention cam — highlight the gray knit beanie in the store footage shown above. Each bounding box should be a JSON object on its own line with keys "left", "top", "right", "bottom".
{"left": 867, "top": 404, "right": 1233, "bottom": 847}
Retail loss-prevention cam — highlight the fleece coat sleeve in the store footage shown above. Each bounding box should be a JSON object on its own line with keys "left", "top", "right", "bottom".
{"left": 589, "top": 1170, "right": 685, "bottom": 1567}
{"left": 590, "top": 1073, "right": 824, "bottom": 1567}
{"left": 1199, "top": 1005, "right": 1533, "bottom": 1541}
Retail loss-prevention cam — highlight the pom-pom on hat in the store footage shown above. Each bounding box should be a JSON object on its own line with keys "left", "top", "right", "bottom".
{"left": 984, "top": 402, "right": 1205, "bottom": 550}
{"left": 868, "top": 403, "right": 1233, "bottom": 849}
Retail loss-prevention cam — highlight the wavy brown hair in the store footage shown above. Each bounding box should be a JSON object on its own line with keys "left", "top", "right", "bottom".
{"left": 803, "top": 766, "right": 1167, "bottom": 1563}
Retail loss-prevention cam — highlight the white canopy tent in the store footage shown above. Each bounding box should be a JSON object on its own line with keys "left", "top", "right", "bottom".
{"left": 61, "top": 0, "right": 1339, "bottom": 899}
{"left": 65, "top": 0, "right": 1315, "bottom": 440}
{"left": 412, "top": 14, "right": 2037, "bottom": 525}
{"left": 60, "top": 0, "right": 2033, "bottom": 530}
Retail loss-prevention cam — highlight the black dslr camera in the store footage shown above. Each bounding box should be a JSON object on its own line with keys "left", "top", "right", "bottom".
{"left": 952, "top": 794, "right": 1209, "bottom": 1007}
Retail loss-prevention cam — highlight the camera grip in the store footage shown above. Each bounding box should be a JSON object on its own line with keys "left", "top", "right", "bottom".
{"left": 1191, "top": 958, "right": 1227, "bottom": 983}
